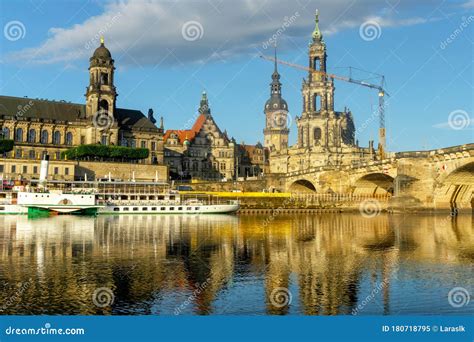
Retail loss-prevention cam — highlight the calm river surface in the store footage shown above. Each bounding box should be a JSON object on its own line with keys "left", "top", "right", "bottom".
{"left": 0, "top": 213, "right": 472, "bottom": 315}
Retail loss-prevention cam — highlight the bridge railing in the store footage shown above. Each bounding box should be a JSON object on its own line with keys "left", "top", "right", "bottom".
{"left": 289, "top": 193, "right": 391, "bottom": 204}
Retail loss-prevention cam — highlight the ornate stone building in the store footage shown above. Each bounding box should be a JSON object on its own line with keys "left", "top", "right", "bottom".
{"left": 164, "top": 92, "right": 268, "bottom": 181}
{"left": 268, "top": 11, "right": 374, "bottom": 174}
{"left": 0, "top": 38, "right": 165, "bottom": 181}
{"left": 163, "top": 92, "right": 235, "bottom": 180}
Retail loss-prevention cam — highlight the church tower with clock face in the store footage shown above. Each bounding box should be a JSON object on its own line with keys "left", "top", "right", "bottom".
{"left": 263, "top": 49, "right": 289, "bottom": 153}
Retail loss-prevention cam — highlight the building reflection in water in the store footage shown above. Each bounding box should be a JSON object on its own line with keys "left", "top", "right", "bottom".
{"left": 0, "top": 213, "right": 472, "bottom": 315}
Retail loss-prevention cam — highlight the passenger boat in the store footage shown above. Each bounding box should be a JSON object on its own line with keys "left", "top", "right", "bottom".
{"left": 0, "top": 157, "right": 239, "bottom": 216}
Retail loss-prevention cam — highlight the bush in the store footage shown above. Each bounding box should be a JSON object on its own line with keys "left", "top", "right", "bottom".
{"left": 61, "top": 144, "right": 149, "bottom": 161}
{"left": 0, "top": 139, "right": 14, "bottom": 154}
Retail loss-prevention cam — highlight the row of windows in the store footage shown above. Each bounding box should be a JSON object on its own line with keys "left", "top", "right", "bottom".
{"left": 120, "top": 138, "right": 156, "bottom": 150}
{"left": 113, "top": 206, "right": 201, "bottom": 212}
{"left": 2, "top": 128, "right": 73, "bottom": 145}
{"left": 0, "top": 164, "right": 69, "bottom": 175}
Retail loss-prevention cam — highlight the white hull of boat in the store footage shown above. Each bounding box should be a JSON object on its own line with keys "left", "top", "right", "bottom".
{"left": 99, "top": 203, "right": 240, "bottom": 214}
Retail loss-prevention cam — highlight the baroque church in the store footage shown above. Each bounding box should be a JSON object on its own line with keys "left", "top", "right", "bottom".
{"left": 0, "top": 38, "right": 165, "bottom": 181}
{"left": 265, "top": 11, "right": 375, "bottom": 174}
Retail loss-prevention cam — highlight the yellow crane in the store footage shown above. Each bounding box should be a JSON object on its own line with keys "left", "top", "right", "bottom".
{"left": 260, "top": 54, "right": 389, "bottom": 159}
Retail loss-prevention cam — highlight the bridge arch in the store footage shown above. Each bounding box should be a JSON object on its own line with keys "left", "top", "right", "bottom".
{"left": 289, "top": 179, "right": 317, "bottom": 193}
{"left": 353, "top": 173, "right": 394, "bottom": 196}
{"left": 434, "top": 161, "right": 474, "bottom": 211}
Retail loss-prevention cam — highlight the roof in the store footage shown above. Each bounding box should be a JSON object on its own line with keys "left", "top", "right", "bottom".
{"left": 163, "top": 114, "right": 206, "bottom": 144}
{"left": 0, "top": 95, "right": 158, "bottom": 131}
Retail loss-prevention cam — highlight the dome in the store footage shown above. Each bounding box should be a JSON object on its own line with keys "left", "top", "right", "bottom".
{"left": 93, "top": 43, "right": 112, "bottom": 59}
{"left": 265, "top": 97, "right": 288, "bottom": 112}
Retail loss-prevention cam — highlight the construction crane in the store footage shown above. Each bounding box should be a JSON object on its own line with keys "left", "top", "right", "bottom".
{"left": 260, "top": 54, "right": 389, "bottom": 159}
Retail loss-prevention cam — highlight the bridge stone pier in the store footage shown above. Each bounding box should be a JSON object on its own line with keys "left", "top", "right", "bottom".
{"left": 283, "top": 144, "right": 474, "bottom": 212}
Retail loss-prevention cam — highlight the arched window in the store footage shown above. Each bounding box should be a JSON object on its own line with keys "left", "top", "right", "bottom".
{"left": 99, "top": 99, "right": 109, "bottom": 113}
{"left": 53, "top": 131, "right": 61, "bottom": 145}
{"left": 28, "top": 129, "right": 36, "bottom": 143}
{"left": 313, "top": 94, "right": 321, "bottom": 112}
{"left": 15, "top": 128, "right": 23, "bottom": 142}
{"left": 314, "top": 57, "right": 321, "bottom": 70}
{"left": 314, "top": 127, "right": 322, "bottom": 145}
{"left": 101, "top": 135, "right": 107, "bottom": 146}
{"left": 65, "top": 132, "right": 73, "bottom": 145}
{"left": 40, "top": 130, "right": 49, "bottom": 144}
{"left": 2, "top": 127, "right": 10, "bottom": 139}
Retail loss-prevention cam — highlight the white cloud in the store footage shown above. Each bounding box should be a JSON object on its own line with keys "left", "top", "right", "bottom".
{"left": 5, "top": 0, "right": 440, "bottom": 67}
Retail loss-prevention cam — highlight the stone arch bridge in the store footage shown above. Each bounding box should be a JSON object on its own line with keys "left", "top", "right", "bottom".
{"left": 284, "top": 144, "right": 474, "bottom": 211}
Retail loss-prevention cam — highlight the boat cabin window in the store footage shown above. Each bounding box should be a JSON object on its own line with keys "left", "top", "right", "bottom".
{"left": 169, "top": 207, "right": 175, "bottom": 211}
{"left": 123, "top": 207, "right": 129, "bottom": 211}
{"left": 142, "top": 207, "right": 148, "bottom": 211}
{"left": 160, "top": 207, "right": 165, "bottom": 211}
{"left": 158, "top": 196, "right": 164, "bottom": 200}
{"left": 0, "top": 206, "right": 4, "bottom": 210}
{"left": 178, "top": 207, "right": 183, "bottom": 211}
{"left": 187, "top": 207, "right": 192, "bottom": 210}
{"left": 151, "top": 207, "right": 157, "bottom": 211}
{"left": 113, "top": 208, "right": 120, "bottom": 212}
{"left": 133, "top": 207, "right": 138, "bottom": 211}
{"left": 140, "top": 196, "right": 147, "bottom": 200}
{"left": 195, "top": 207, "right": 199, "bottom": 210}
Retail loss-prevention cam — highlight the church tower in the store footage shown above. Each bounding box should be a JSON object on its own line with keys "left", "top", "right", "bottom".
{"left": 263, "top": 48, "right": 289, "bottom": 152}
{"left": 85, "top": 37, "right": 117, "bottom": 120}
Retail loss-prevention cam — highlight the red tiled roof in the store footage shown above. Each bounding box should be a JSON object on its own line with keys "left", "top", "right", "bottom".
{"left": 163, "top": 114, "right": 206, "bottom": 144}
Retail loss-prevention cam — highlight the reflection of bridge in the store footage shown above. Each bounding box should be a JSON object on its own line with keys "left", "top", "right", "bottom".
{"left": 285, "top": 144, "right": 474, "bottom": 211}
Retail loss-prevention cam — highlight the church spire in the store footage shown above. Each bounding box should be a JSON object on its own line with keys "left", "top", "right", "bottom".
{"left": 271, "top": 46, "right": 282, "bottom": 97}
{"left": 199, "top": 91, "right": 211, "bottom": 115}
{"left": 312, "top": 9, "right": 323, "bottom": 42}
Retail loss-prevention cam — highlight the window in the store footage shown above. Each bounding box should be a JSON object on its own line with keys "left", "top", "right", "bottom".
{"left": 151, "top": 207, "right": 157, "bottom": 211}
{"left": 100, "top": 73, "right": 109, "bottom": 85}
{"left": 65, "top": 168, "right": 69, "bottom": 175}
{"left": 33, "top": 166, "right": 37, "bottom": 174}
{"left": 141, "top": 141, "right": 146, "bottom": 148}
{"left": 101, "top": 135, "right": 107, "bottom": 146}
{"left": 123, "top": 207, "right": 129, "bottom": 211}
{"left": 187, "top": 207, "right": 192, "bottom": 211}
{"left": 2, "top": 128, "right": 10, "bottom": 139}
{"left": 28, "top": 129, "right": 36, "bottom": 143}
{"left": 160, "top": 207, "right": 165, "bottom": 211}
{"left": 22, "top": 166, "right": 27, "bottom": 173}
{"left": 11, "top": 165, "right": 16, "bottom": 173}
{"left": 169, "top": 207, "right": 175, "bottom": 211}
{"left": 314, "top": 57, "right": 320, "bottom": 70}
{"left": 54, "top": 167, "right": 59, "bottom": 175}
{"left": 15, "top": 149, "right": 22, "bottom": 158}
{"left": 133, "top": 207, "right": 138, "bottom": 211}
{"left": 178, "top": 207, "right": 183, "bottom": 211}
{"left": 114, "top": 207, "right": 120, "bottom": 212}
{"left": 53, "top": 131, "right": 61, "bottom": 145}
{"left": 55, "top": 152, "right": 61, "bottom": 160}
{"left": 15, "top": 128, "right": 23, "bottom": 142}
{"left": 80, "top": 136, "right": 85, "bottom": 144}
{"left": 314, "top": 127, "right": 322, "bottom": 145}
{"left": 142, "top": 207, "right": 148, "bottom": 211}
{"left": 65, "top": 132, "right": 73, "bottom": 145}
{"left": 130, "top": 140, "right": 136, "bottom": 148}
{"left": 151, "top": 142, "right": 156, "bottom": 151}
{"left": 40, "top": 130, "right": 49, "bottom": 144}
{"left": 0, "top": 165, "right": 3, "bottom": 172}
{"left": 313, "top": 94, "right": 321, "bottom": 112}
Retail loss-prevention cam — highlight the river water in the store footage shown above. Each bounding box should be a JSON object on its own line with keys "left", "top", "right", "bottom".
{"left": 0, "top": 213, "right": 472, "bottom": 315}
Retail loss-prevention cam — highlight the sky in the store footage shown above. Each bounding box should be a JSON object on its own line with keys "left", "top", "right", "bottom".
{"left": 0, "top": 0, "right": 472, "bottom": 152}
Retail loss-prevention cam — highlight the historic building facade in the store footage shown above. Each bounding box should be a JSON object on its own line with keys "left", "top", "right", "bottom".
{"left": 0, "top": 38, "right": 165, "bottom": 181}
{"left": 267, "top": 12, "right": 374, "bottom": 175}
{"left": 164, "top": 92, "right": 267, "bottom": 181}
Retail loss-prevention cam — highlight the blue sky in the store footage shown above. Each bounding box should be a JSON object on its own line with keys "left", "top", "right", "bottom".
{"left": 0, "top": 0, "right": 472, "bottom": 151}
